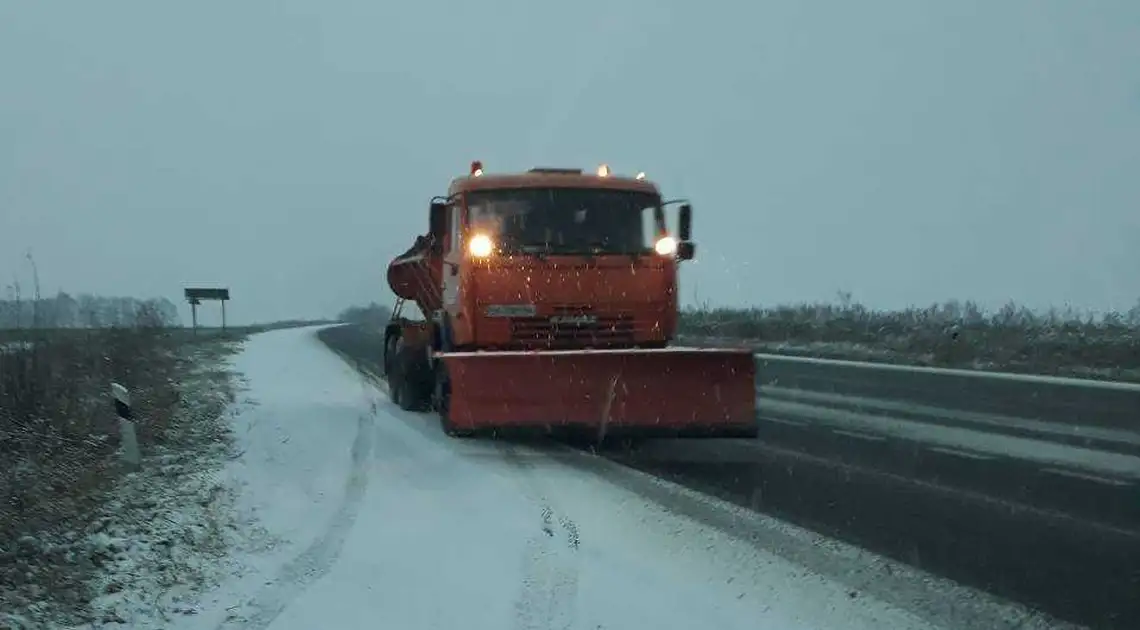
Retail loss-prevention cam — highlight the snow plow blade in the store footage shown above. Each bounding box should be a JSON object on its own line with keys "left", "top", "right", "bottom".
{"left": 439, "top": 347, "right": 757, "bottom": 439}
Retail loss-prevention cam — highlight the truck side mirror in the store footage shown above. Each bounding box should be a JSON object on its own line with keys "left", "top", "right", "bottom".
{"left": 429, "top": 202, "right": 447, "bottom": 254}
{"left": 677, "top": 242, "right": 696, "bottom": 261}
{"left": 676, "top": 204, "right": 694, "bottom": 259}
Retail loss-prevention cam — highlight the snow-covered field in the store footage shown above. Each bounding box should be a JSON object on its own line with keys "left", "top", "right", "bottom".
{"left": 25, "top": 325, "right": 1080, "bottom": 630}
{"left": 678, "top": 302, "right": 1140, "bottom": 382}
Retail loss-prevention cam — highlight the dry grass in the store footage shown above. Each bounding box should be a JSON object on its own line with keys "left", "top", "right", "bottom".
{"left": 0, "top": 315, "right": 253, "bottom": 627}
{"left": 1, "top": 326, "right": 177, "bottom": 539}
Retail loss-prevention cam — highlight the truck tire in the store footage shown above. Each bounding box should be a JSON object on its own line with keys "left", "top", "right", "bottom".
{"left": 382, "top": 326, "right": 401, "bottom": 381}
{"left": 392, "top": 343, "right": 431, "bottom": 411}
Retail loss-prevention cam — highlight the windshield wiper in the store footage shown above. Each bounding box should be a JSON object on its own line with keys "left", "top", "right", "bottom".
{"left": 510, "top": 243, "right": 646, "bottom": 259}
{"left": 517, "top": 244, "right": 550, "bottom": 261}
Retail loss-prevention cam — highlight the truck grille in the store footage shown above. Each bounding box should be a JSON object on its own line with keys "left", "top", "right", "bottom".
{"left": 510, "top": 315, "right": 635, "bottom": 346}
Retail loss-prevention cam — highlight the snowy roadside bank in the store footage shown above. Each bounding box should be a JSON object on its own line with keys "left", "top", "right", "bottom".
{"left": 1, "top": 336, "right": 249, "bottom": 630}
{"left": 12, "top": 325, "right": 375, "bottom": 630}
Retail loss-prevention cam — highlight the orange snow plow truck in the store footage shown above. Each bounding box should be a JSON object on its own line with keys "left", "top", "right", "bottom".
{"left": 383, "top": 161, "right": 757, "bottom": 440}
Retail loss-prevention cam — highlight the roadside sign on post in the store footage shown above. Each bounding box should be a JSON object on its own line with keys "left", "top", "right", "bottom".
{"left": 112, "top": 382, "right": 141, "bottom": 469}
{"left": 185, "top": 287, "right": 231, "bottom": 333}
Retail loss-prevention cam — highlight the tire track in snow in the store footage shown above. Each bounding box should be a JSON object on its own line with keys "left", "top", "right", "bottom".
{"left": 215, "top": 409, "right": 375, "bottom": 630}
{"left": 500, "top": 443, "right": 582, "bottom": 630}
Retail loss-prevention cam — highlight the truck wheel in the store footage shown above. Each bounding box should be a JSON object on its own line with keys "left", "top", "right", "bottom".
{"left": 392, "top": 344, "right": 430, "bottom": 411}
{"left": 395, "top": 375, "right": 419, "bottom": 411}
{"left": 389, "top": 353, "right": 409, "bottom": 409}
{"left": 383, "top": 332, "right": 399, "bottom": 381}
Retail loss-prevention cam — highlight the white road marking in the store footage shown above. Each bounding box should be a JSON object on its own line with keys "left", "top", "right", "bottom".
{"left": 760, "top": 386, "right": 1140, "bottom": 448}
{"left": 760, "top": 416, "right": 810, "bottom": 428}
{"left": 753, "top": 352, "right": 1140, "bottom": 392}
{"left": 831, "top": 429, "right": 887, "bottom": 442}
{"left": 1041, "top": 467, "right": 1133, "bottom": 487}
{"left": 927, "top": 446, "right": 993, "bottom": 462}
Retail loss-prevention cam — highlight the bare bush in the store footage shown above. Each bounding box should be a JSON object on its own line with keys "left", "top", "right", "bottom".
{"left": 679, "top": 298, "right": 1140, "bottom": 381}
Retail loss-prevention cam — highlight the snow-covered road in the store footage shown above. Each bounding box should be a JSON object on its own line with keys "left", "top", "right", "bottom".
{"left": 158, "top": 326, "right": 1068, "bottom": 630}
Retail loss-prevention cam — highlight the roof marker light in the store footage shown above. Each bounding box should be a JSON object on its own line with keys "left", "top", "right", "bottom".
{"left": 597, "top": 164, "right": 610, "bottom": 177}
{"left": 471, "top": 160, "right": 484, "bottom": 177}
{"left": 635, "top": 172, "right": 646, "bottom": 180}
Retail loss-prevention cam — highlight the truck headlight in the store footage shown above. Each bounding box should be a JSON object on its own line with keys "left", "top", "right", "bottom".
{"left": 468, "top": 233, "right": 494, "bottom": 257}
{"left": 654, "top": 236, "right": 678, "bottom": 256}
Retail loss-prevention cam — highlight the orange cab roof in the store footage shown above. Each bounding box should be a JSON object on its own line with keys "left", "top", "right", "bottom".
{"left": 448, "top": 170, "right": 660, "bottom": 197}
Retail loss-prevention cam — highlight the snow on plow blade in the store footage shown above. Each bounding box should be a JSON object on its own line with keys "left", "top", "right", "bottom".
{"left": 439, "top": 347, "right": 758, "bottom": 438}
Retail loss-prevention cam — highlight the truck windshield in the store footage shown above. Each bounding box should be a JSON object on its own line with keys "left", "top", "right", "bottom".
{"left": 466, "top": 188, "right": 663, "bottom": 255}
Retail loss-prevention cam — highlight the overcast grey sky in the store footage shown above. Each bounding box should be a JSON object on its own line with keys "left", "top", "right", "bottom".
{"left": 2, "top": 1, "right": 1138, "bottom": 324}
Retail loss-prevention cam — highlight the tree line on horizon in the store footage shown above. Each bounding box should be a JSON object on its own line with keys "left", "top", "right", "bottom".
{"left": 337, "top": 302, "right": 393, "bottom": 327}
{"left": 0, "top": 292, "right": 181, "bottom": 329}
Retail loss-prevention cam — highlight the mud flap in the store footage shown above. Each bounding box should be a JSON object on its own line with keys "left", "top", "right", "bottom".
{"left": 437, "top": 347, "right": 757, "bottom": 438}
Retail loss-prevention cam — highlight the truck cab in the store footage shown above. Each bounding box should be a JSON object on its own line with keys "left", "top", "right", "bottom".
{"left": 425, "top": 162, "right": 696, "bottom": 352}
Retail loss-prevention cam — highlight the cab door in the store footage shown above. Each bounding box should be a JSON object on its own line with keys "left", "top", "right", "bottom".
{"left": 441, "top": 199, "right": 462, "bottom": 310}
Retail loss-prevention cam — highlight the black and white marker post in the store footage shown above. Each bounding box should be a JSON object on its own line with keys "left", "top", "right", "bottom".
{"left": 111, "top": 382, "right": 141, "bottom": 469}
